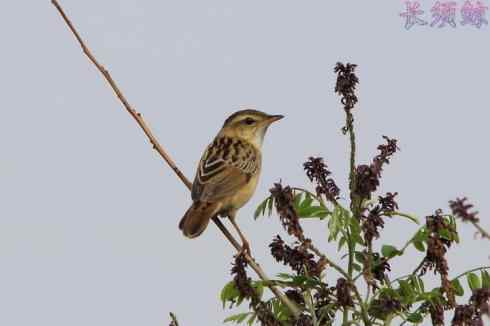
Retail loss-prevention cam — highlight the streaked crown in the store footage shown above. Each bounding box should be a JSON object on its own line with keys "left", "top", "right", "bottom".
{"left": 219, "top": 109, "right": 283, "bottom": 147}
{"left": 223, "top": 109, "right": 271, "bottom": 127}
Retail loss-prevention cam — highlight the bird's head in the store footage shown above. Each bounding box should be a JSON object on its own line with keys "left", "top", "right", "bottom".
{"left": 220, "top": 109, "right": 284, "bottom": 147}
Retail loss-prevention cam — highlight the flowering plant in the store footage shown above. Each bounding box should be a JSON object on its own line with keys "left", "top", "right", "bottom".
{"left": 218, "top": 63, "right": 490, "bottom": 326}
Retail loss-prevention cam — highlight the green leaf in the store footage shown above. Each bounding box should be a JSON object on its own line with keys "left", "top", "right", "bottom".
{"left": 299, "top": 205, "right": 329, "bottom": 219}
{"left": 328, "top": 205, "right": 350, "bottom": 241}
{"left": 272, "top": 299, "right": 279, "bottom": 316}
{"left": 327, "top": 206, "right": 342, "bottom": 242}
{"left": 482, "top": 270, "right": 490, "bottom": 289}
{"left": 300, "top": 193, "right": 313, "bottom": 210}
{"left": 453, "top": 232, "right": 460, "bottom": 244}
{"left": 351, "top": 231, "right": 365, "bottom": 246}
{"left": 406, "top": 312, "right": 423, "bottom": 323}
{"left": 417, "top": 276, "right": 425, "bottom": 293}
{"left": 252, "top": 281, "right": 264, "bottom": 300}
{"left": 467, "top": 273, "right": 481, "bottom": 291}
{"left": 377, "top": 287, "right": 398, "bottom": 298}
{"left": 290, "top": 275, "right": 308, "bottom": 286}
{"left": 338, "top": 236, "right": 347, "bottom": 251}
{"left": 276, "top": 273, "right": 294, "bottom": 280}
{"left": 267, "top": 197, "right": 274, "bottom": 216}
{"left": 349, "top": 216, "right": 362, "bottom": 234}
{"left": 438, "top": 228, "right": 452, "bottom": 241}
{"left": 451, "top": 279, "right": 464, "bottom": 296}
{"left": 413, "top": 227, "right": 429, "bottom": 243}
{"left": 352, "top": 263, "right": 362, "bottom": 272}
{"left": 253, "top": 204, "right": 262, "bottom": 219}
{"left": 312, "top": 210, "right": 329, "bottom": 219}
{"left": 354, "top": 251, "right": 365, "bottom": 264}
{"left": 247, "top": 313, "right": 256, "bottom": 326}
{"left": 293, "top": 192, "right": 303, "bottom": 208}
{"left": 348, "top": 217, "right": 364, "bottom": 245}
{"left": 447, "top": 215, "right": 459, "bottom": 241}
{"left": 271, "top": 298, "right": 291, "bottom": 321}
{"left": 220, "top": 281, "right": 240, "bottom": 308}
{"left": 340, "top": 205, "right": 351, "bottom": 219}
{"left": 254, "top": 197, "right": 270, "bottom": 219}
{"left": 235, "top": 296, "right": 244, "bottom": 307}
{"left": 262, "top": 199, "right": 269, "bottom": 217}
{"left": 293, "top": 192, "right": 330, "bottom": 219}
{"left": 449, "top": 214, "right": 457, "bottom": 226}
{"left": 409, "top": 275, "right": 424, "bottom": 293}
{"left": 398, "top": 279, "right": 414, "bottom": 298}
{"left": 224, "top": 312, "right": 251, "bottom": 324}
{"left": 381, "top": 245, "right": 400, "bottom": 258}
{"left": 412, "top": 240, "right": 425, "bottom": 252}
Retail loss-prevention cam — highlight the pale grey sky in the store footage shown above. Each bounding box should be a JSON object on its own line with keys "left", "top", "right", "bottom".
{"left": 0, "top": 1, "right": 489, "bottom": 325}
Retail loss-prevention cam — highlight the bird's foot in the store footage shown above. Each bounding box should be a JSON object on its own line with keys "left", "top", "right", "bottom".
{"left": 238, "top": 240, "right": 251, "bottom": 257}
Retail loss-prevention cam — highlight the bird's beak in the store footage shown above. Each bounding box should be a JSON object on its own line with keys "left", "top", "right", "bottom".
{"left": 266, "top": 114, "right": 284, "bottom": 124}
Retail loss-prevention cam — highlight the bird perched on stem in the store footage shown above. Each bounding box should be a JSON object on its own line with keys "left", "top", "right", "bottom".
{"left": 179, "top": 109, "right": 283, "bottom": 253}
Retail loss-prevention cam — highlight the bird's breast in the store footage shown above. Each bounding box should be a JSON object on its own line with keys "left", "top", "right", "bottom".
{"left": 226, "top": 171, "right": 260, "bottom": 211}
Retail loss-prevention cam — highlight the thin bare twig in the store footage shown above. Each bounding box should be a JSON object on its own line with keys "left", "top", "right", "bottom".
{"left": 51, "top": 0, "right": 300, "bottom": 318}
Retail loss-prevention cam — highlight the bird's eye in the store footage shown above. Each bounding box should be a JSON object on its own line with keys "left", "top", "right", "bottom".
{"left": 243, "top": 118, "right": 256, "bottom": 125}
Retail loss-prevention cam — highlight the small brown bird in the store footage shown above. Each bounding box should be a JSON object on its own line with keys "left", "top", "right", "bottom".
{"left": 179, "top": 109, "right": 283, "bottom": 252}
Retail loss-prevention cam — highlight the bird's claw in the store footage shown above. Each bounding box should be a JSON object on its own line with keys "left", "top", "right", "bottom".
{"left": 238, "top": 241, "right": 251, "bottom": 257}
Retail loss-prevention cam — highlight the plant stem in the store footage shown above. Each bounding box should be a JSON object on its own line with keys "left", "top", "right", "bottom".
{"left": 342, "top": 309, "right": 350, "bottom": 326}
{"left": 352, "top": 286, "right": 371, "bottom": 326}
{"left": 345, "top": 110, "right": 358, "bottom": 278}
{"left": 307, "top": 241, "right": 350, "bottom": 279}
{"left": 451, "top": 265, "right": 490, "bottom": 281}
{"left": 353, "top": 225, "right": 423, "bottom": 283}
{"left": 344, "top": 105, "right": 362, "bottom": 325}
{"left": 342, "top": 111, "right": 371, "bottom": 326}
{"left": 387, "top": 260, "right": 425, "bottom": 286}
{"left": 305, "top": 288, "right": 319, "bottom": 326}
{"left": 385, "top": 211, "right": 420, "bottom": 224}
{"left": 471, "top": 221, "right": 490, "bottom": 240}
{"left": 51, "top": 0, "right": 300, "bottom": 319}
{"left": 382, "top": 314, "right": 394, "bottom": 326}
{"left": 344, "top": 235, "right": 355, "bottom": 323}
{"left": 345, "top": 111, "right": 357, "bottom": 205}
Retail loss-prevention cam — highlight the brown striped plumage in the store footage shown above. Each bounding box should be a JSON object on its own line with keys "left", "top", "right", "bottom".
{"left": 192, "top": 136, "right": 260, "bottom": 201}
{"left": 179, "top": 109, "right": 283, "bottom": 251}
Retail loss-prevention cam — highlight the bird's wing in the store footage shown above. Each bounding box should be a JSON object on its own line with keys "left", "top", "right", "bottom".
{"left": 191, "top": 137, "right": 260, "bottom": 202}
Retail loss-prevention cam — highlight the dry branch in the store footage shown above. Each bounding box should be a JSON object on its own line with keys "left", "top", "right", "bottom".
{"left": 51, "top": 0, "right": 300, "bottom": 318}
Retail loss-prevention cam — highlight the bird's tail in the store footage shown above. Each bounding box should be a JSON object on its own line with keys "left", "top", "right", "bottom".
{"left": 179, "top": 201, "right": 222, "bottom": 238}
